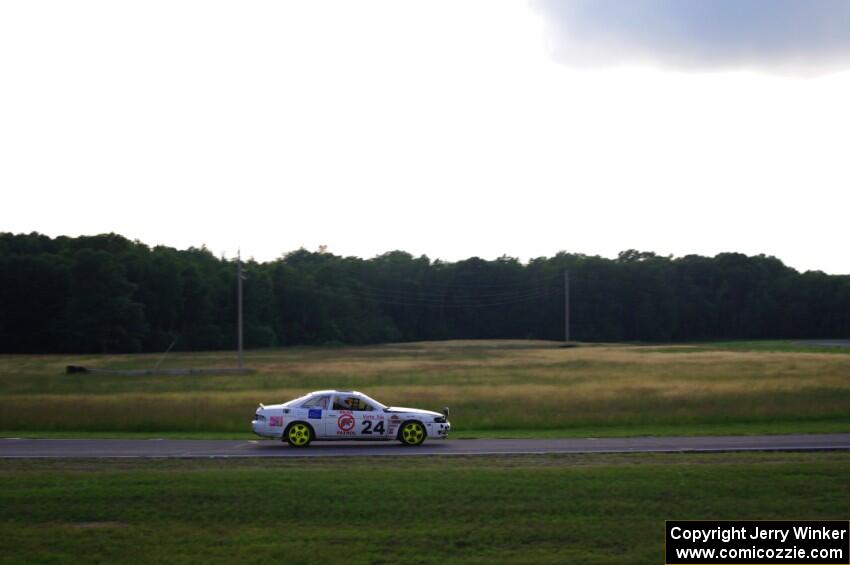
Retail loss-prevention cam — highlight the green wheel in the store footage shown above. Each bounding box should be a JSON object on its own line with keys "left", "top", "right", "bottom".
{"left": 285, "top": 422, "right": 313, "bottom": 447}
{"left": 399, "top": 421, "right": 426, "bottom": 446}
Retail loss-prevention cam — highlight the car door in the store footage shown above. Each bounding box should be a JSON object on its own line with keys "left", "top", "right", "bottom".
{"left": 326, "top": 394, "right": 388, "bottom": 439}
{"left": 356, "top": 398, "right": 388, "bottom": 439}
{"left": 325, "top": 394, "right": 356, "bottom": 439}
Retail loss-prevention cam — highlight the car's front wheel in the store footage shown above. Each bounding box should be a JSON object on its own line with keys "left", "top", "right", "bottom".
{"left": 398, "top": 421, "right": 426, "bottom": 446}
{"left": 284, "top": 422, "right": 313, "bottom": 447}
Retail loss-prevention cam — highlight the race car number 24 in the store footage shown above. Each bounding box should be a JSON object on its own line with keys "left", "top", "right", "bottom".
{"left": 361, "top": 420, "right": 385, "bottom": 435}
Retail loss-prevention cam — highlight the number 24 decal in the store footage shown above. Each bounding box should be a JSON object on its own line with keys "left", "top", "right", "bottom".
{"left": 361, "top": 420, "right": 385, "bottom": 435}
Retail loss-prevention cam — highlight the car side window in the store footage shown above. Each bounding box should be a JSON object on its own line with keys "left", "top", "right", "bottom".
{"left": 333, "top": 395, "right": 372, "bottom": 411}
{"left": 302, "top": 395, "right": 329, "bottom": 409}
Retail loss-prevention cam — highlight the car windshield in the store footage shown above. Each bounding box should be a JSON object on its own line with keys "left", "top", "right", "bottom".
{"left": 358, "top": 393, "right": 386, "bottom": 410}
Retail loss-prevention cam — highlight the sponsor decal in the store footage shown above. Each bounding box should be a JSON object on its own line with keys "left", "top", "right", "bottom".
{"left": 269, "top": 416, "right": 283, "bottom": 427}
{"left": 388, "top": 414, "right": 401, "bottom": 434}
{"left": 308, "top": 409, "right": 322, "bottom": 419}
{"left": 337, "top": 413, "right": 355, "bottom": 432}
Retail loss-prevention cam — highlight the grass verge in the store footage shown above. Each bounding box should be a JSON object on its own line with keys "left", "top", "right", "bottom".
{"left": 1, "top": 452, "right": 849, "bottom": 564}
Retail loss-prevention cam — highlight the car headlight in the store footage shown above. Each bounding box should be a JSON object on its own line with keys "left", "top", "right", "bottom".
{"left": 255, "top": 413, "right": 266, "bottom": 422}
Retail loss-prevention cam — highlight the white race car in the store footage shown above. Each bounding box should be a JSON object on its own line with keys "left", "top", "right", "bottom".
{"left": 252, "top": 390, "right": 451, "bottom": 447}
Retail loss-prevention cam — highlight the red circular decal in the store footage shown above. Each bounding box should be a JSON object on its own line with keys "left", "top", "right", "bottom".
{"left": 337, "top": 413, "right": 355, "bottom": 432}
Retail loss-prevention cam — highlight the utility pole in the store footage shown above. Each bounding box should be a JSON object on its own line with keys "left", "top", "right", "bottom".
{"left": 564, "top": 269, "right": 570, "bottom": 343}
{"left": 237, "top": 250, "right": 244, "bottom": 369}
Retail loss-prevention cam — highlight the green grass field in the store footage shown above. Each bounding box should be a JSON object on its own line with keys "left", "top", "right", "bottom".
{"left": 2, "top": 452, "right": 848, "bottom": 564}
{"left": 1, "top": 340, "right": 849, "bottom": 437}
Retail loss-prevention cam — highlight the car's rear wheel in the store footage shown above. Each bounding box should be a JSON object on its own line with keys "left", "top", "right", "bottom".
{"left": 399, "top": 421, "right": 426, "bottom": 446}
{"left": 284, "top": 422, "right": 313, "bottom": 447}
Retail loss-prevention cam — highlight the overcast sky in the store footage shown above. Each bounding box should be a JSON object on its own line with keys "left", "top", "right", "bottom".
{"left": 2, "top": 1, "right": 849, "bottom": 273}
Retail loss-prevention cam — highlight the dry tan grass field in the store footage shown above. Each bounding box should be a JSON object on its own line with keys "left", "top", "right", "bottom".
{"left": 1, "top": 340, "right": 848, "bottom": 436}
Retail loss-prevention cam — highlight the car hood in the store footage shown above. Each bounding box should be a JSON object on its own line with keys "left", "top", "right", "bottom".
{"left": 385, "top": 406, "right": 442, "bottom": 418}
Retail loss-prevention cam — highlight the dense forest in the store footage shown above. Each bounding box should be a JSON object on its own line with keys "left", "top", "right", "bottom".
{"left": 1, "top": 232, "right": 849, "bottom": 353}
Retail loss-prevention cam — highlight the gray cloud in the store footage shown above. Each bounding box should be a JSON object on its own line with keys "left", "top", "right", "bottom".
{"left": 533, "top": 0, "right": 850, "bottom": 73}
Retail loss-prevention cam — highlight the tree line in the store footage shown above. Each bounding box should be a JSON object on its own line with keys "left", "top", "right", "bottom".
{"left": 1, "top": 232, "right": 848, "bottom": 353}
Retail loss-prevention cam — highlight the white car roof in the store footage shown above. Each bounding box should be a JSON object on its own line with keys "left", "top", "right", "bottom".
{"left": 304, "top": 390, "right": 386, "bottom": 409}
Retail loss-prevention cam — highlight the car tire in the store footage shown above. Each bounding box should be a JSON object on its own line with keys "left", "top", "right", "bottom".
{"left": 284, "top": 422, "right": 313, "bottom": 447}
{"left": 398, "top": 420, "right": 426, "bottom": 446}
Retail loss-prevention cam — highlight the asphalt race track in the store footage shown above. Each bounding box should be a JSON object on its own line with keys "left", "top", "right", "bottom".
{"left": 796, "top": 339, "right": 850, "bottom": 348}
{"left": 1, "top": 434, "right": 849, "bottom": 459}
